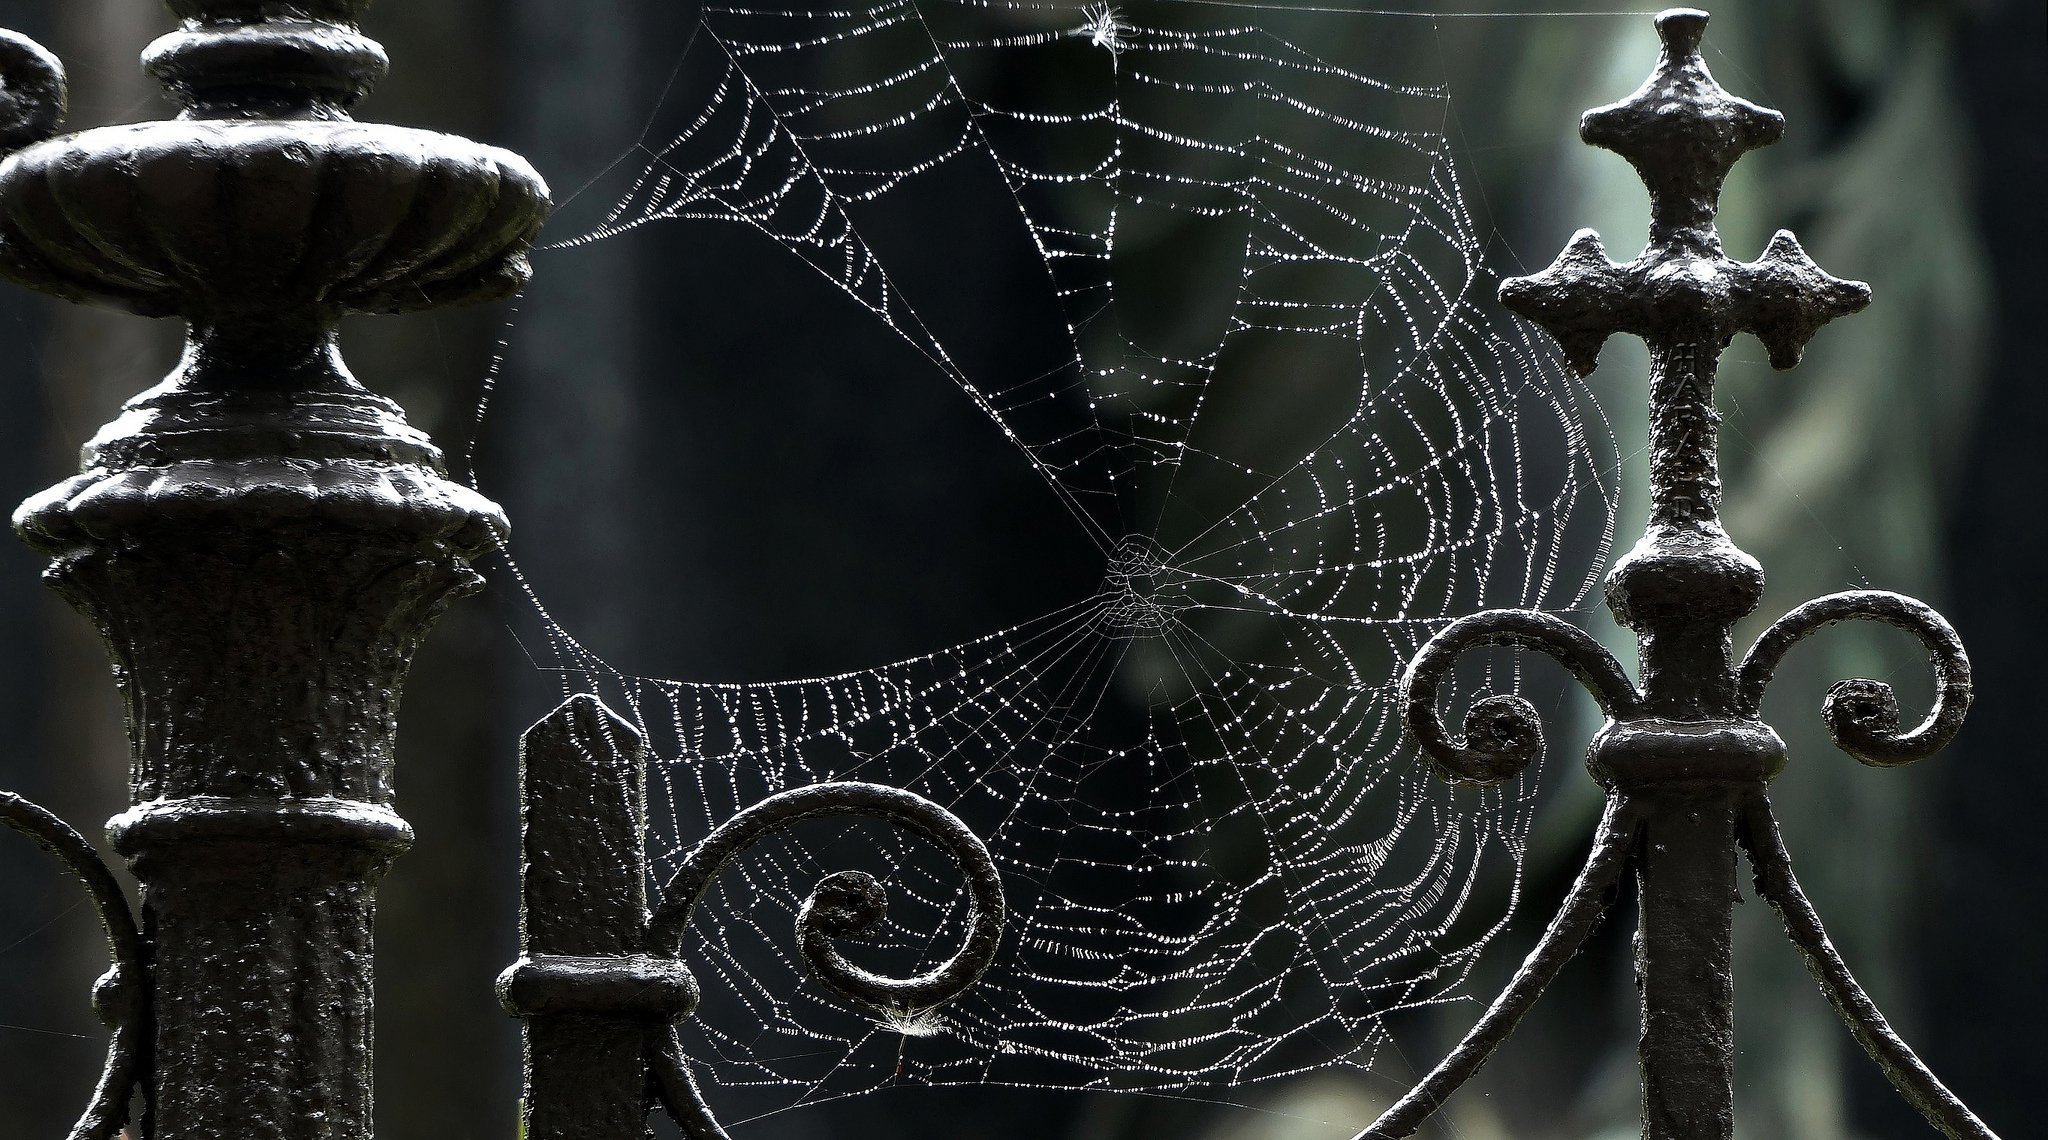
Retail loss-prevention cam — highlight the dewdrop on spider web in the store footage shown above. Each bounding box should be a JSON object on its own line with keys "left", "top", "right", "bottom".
{"left": 537, "top": 0, "right": 1619, "bottom": 1108}
{"left": 1075, "top": 3, "right": 1133, "bottom": 58}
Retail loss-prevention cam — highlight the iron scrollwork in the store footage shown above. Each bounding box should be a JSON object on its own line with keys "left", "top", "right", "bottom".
{"left": 0, "top": 30, "right": 64, "bottom": 156}
{"left": 1360, "top": 10, "right": 2000, "bottom": 1140}
{"left": 502, "top": 694, "right": 1006, "bottom": 1140}
{"left": 0, "top": 793, "right": 149, "bottom": 1140}
{"left": 1399, "top": 607, "right": 1642, "bottom": 786}
{"left": 1738, "top": 589, "right": 1974, "bottom": 767}
{"left": 649, "top": 781, "right": 1007, "bottom": 1140}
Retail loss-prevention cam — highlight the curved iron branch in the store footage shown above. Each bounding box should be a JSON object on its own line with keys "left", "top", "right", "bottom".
{"left": 645, "top": 782, "right": 1004, "bottom": 1139}
{"left": 0, "top": 30, "right": 65, "bottom": 158}
{"left": 1402, "top": 609, "right": 1641, "bottom": 786}
{"left": 1353, "top": 796, "right": 1641, "bottom": 1139}
{"left": 1738, "top": 794, "right": 1998, "bottom": 1139}
{"left": 648, "top": 780, "right": 1006, "bottom": 1026}
{"left": 0, "top": 792, "right": 147, "bottom": 1140}
{"left": 1738, "top": 590, "right": 1971, "bottom": 767}
{"left": 651, "top": 1025, "right": 739, "bottom": 1140}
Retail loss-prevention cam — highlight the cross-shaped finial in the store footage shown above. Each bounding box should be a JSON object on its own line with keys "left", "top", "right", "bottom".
{"left": 1501, "top": 8, "right": 1869, "bottom": 376}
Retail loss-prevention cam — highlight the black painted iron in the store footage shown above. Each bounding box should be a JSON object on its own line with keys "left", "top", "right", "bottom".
{"left": 0, "top": 2, "right": 549, "bottom": 1137}
{"left": 500, "top": 695, "right": 1007, "bottom": 1140}
{"left": 1358, "top": 11, "right": 1994, "bottom": 1140}
{"left": 0, "top": 4, "right": 1999, "bottom": 1139}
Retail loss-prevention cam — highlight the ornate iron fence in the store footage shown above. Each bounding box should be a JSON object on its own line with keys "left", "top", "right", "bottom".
{"left": 0, "top": 3, "right": 2006, "bottom": 1139}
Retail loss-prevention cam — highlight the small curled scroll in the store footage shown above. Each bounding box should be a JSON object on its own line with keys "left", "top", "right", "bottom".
{"left": 647, "top": 780, "right": 1005, "bottom": 1024}
{"left": 0, "top": 792, "right": 147, "bottom": 1140}
{"left": 0, "top": 30, "right": 66, "bottom": 157}
{"left": 1738, "top": 590, "right": 1971, "bottom": 767}
{"left": 1401, "top": 608, "right": 1641, "bottom": 785}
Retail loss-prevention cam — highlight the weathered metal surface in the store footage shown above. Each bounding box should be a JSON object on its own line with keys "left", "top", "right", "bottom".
{"left": 1364, "top": 10, "right": 1996, "bottom": 1140}
{"left": 1737, "top": 589, "right": 1973, "bottom": 766}
{"left": 646, "top": 778, "right": 1005, "bottom": 1140}
{"left": 501, "top": 695, "right": 663, "bottom": 1140}
{"left": 646, "top": 780, "right": 1007, "bottom": 1021}
{"left": 0, "top": 29, "right": 64, "bottom": 155}
{"left": 1397, "top": 607, "right": 1641, "bottom": 785}
{"left": 505, "top": 694, "right": 1006, "bottom": 1140}
{"left": 0, "top": 1, "right": 549, "bottom": 1135}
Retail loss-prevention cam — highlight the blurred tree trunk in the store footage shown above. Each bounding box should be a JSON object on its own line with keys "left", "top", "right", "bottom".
{"left": 1926, "top": 0, "right": 2048, "bottom": 1133}
{"left": 347, "top": 3, "right": 526, "bottom": 1136}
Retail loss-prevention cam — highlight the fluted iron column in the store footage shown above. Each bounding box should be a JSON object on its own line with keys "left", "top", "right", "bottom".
{"left": 0, "top": 3, "right": 549, "bottom": 1136}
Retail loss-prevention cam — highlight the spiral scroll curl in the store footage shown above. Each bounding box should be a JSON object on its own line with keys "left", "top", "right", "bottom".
{"left": 645, "top": 782, "right": 1004, "bottom": 1139}
{"left": 0, "top": 30, "right": 65, "bottom": 158}
{"left": 1401, "top": 608, "right": 1642, "bottom": 786}
{"left": 1738, "top": 590, "right": 1971, "bottom": 768}
{"left": 0, "top": 792, "right": 147, "bottom": 1140}
{"left": 647, "top": 780, "right": 1006, "bottom": 1025}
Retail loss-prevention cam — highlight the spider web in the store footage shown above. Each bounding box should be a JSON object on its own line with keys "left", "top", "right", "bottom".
{"left": 494, "top": 0, "right": 1617, "bottom": 1116}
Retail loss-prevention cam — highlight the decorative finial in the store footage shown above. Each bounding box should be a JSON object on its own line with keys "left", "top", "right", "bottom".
{"left": 0, "top": 4, "right": 548, "bottom": 1135}
{"left": 0, "top": 6, "right": 546, "bottom": 330}
{"left": 1579, "top": 7, "right": 1782, "bottom": 242}
{"left": 1369, "top": 13, "right": 1996, "bottom": 1140}
{"left": 145, "top": 0, "right": 388, "bottom": 119}
{"left": 1501, "top": 7, "right": 1868, "bottom": 377}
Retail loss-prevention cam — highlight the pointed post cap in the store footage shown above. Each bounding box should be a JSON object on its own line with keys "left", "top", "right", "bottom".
{"left": 1580, "top": 8, "right": 1783, "bottom": 241}
{"left": 1501, "top": 8, "right": 1869, "bottom": 375}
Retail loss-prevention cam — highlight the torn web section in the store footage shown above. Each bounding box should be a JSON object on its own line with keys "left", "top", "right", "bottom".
{"left": 519, "top": 0, "right": 1616, "bottom": 1115}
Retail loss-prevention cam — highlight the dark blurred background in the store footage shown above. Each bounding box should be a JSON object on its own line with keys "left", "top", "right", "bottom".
{"left": 0, "top": 2, "right": 2039, "bottom": 1138}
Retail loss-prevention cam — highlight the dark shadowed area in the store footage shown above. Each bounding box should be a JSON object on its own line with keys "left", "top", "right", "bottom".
{"left": 0, "top": 2, "right": 2037, "bottom": 1139}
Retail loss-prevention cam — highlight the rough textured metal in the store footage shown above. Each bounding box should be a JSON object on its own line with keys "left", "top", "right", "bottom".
{"left": 505, "top": 694, "right": 1007, "bottom": 1140}
{"left": 647, "top": 780, "right": 1007, "bottom": 1020}
{"left": 1737, "top": 589, "right": 1973, "bottom": 766}
{"left": 1397, "top": 607, "right": 1641, "bottom": 785}
{"left": 1737, "top": 796, "right": 1994, "bottom": 1139}
{"left": 645, "top": 777, "right": 1006, "bottom": 1140}
{"left": 502, "top": 695, "right": 662, "bottom": 1140}
{"left": 0, "top": 2, "right": 549, "bottom": 1136}
{"left": 0, "top": 29, "right": 65, "bottom": 155}
{"left": 1363, "top": 10, "right": 1995, "bottom": 1140}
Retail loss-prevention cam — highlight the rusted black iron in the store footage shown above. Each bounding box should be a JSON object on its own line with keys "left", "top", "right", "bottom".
{"left": 1360, "top": 11, "right": 1994, "bottom": 1140}
{"left": 0, "top": 1, "right": 548, "bottom": 1136}
{"left": 500, "top": 695, "right": 1007, "bottom": 1140}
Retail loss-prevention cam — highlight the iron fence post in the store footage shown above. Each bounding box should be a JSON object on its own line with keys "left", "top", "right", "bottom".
{"left": 1365, "top": 9, "right": 1996, "bottom": 1140}
{"left": 0, "top": 3, "right": 549, "bottom": 1136}
{"left": 498, "top": 692, "right": 1008, "bottom": 1140}
{"left": 499, "top": 696, "right": 695, "bottom": 1140}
